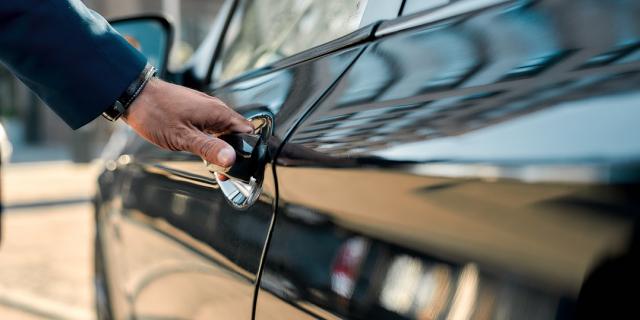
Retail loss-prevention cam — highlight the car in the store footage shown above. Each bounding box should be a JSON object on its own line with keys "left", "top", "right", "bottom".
{"left": 94, "top": 0, "right": 640, "bottom": 319}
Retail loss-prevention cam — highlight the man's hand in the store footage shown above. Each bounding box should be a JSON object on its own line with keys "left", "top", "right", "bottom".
{"left": 122, "top": 78, "right": 254, "bottom": 168}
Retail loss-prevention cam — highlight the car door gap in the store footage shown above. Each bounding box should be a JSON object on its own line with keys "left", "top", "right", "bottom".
{"left": 249, "top": 45, "right": 369, "bottom": 320}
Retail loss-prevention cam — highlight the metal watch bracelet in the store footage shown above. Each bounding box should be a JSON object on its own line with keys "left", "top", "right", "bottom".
{"left": 102, "top": 63, "right": 157, "bottom": 121}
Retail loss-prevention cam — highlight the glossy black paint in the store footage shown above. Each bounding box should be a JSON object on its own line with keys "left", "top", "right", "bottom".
{"left": 95, "top": 29, "right": 365, "bottom": 320}
{"left": 95, "top": 0, "right": 640, "bottom": 319}
{"left": 257, "top": 0, "right": 640, "bottom": 319}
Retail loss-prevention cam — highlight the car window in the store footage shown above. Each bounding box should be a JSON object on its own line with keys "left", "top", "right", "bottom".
{"left": 214, "top": 0, "right": 369, "bottom": 82}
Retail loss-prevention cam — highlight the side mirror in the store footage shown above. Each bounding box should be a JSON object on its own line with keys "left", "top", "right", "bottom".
{"left": 110, "top": 16, "right": 173, "bottom": 76}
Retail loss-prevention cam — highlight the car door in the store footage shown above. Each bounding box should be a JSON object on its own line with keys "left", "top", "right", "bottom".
{"left": 256, "top": 0, "right": 640, "bottom": 319}
{"left": 98, "top": 1, "right": 400, "bottom": 319}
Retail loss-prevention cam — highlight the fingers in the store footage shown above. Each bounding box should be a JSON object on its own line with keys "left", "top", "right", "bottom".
{"left": 199, "top": 96, "right": 254, "bottom": 134}
{"left": 231, "top": 117, "right": 255, "bottom": 133}
{"left": 188, "top": 130, "right": 236, "bottom": 168}
{"left": 220, "top": 105, "right": 254, "bottom": 133}
{"left": 124, "top": 79, "right": 251, "bottom": 168}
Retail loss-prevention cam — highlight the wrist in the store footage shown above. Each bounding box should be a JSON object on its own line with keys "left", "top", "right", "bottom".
{"left": 122, "top": 77, "right": 160, "bottom": 123}
{"left": 102, "top": 63, "right": 156, "bottom": 122}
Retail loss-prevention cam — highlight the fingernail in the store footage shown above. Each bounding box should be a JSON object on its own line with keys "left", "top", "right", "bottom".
{"left": 217, "top": 146, "right": 235, "bottom": 167}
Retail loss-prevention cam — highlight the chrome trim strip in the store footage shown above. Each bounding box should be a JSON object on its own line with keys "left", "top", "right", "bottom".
{"left": 375, "top": 0, "right": 514, "bottom": 38}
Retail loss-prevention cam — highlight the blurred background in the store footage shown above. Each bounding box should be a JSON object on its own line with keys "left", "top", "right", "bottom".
{"left": 0, "top": 1, "right": 222, "bottom": 319}
{"left": 1, "top": 0, "right": 223, "bottom": 163}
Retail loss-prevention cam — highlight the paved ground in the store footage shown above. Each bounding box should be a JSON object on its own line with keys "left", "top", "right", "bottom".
{"left": 1, "top": 161, "right": 101, "bottom": 320}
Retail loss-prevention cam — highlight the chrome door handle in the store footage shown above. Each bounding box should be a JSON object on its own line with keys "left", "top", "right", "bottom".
{"left": 205, "top": 111, "right": 273, "bottom": 209}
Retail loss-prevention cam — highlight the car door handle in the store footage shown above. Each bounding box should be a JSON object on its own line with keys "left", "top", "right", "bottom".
{"left": 204, "top": 111, "right": 273, "bottom": 208}
{"left": 215, "top": 132, "right": 267, "bottom": 183}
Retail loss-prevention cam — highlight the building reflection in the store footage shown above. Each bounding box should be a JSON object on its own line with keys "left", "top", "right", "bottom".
{"left": 261, "top": 1, "right": 640, "bottom": 319}
{"left": 289, "top": 0, "right": 640, "bottom": 158}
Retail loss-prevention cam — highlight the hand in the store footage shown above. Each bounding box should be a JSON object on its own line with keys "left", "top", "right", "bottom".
{"left": 122, "top": 78, "right": 254, "bottom": 168}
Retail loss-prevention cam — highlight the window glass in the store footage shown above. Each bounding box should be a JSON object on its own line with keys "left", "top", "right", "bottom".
{"left": 215, "top": 0, "right": 369, "bottom": 82}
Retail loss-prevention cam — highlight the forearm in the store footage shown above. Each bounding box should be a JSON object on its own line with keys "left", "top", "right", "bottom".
{"left": 0, "top": 1, "right": 253, "bottom": 168}
{"left": 0, "top": 0, "right": 146, "bottom": 129}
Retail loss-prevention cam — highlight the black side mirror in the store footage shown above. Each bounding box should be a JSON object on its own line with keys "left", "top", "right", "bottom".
{"left": 110, "top": 16, "right": 173, "bottom": 76}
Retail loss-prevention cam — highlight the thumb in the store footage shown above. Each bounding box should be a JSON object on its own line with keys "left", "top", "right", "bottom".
{"left": 188, "top": 130, "right": 236, "bottom": 168}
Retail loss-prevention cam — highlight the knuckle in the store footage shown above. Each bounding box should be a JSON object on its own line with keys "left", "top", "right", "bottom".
{"left": 169, "top": 126, "right": 196, "bottom": 152}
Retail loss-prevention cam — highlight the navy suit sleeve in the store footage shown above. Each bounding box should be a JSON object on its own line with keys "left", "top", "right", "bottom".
{"left": 0, "top": 0, "right": 147, "bottom": 129}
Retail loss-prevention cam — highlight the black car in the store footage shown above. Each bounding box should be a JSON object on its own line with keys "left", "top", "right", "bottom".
{"left": 95, "top": 0, "right": 640, "bottom": 319}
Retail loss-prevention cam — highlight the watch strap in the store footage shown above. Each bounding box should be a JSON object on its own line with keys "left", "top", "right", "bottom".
{"left": 102, "top": 63, "right": 156, "bottom": 121}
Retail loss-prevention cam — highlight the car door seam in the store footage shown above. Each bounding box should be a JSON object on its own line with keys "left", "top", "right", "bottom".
{"left": 249, "top": 45, "right": 369, "bottom": 320}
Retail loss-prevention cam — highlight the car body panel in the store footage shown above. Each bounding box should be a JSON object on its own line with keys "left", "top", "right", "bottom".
{"left": 255, "top": 0, "right": 640, "bottom": 319}
{"left": 96, "top": 42, "right": 367, "bottom": 320}
{"left": 96, "top": 0, "right": 640, "bottom": 319}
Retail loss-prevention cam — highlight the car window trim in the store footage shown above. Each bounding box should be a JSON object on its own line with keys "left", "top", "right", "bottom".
{"left": 376, "top": 0, "right": 514, "bottom": 38}
{"left": 211, "top": 21, "right": 381, "bottom": 90}
{"left": 205, "top": 0, "right": 240, "bottom": 86}
{"left": 210, "top": 0, "right": 516, "bottom": 89}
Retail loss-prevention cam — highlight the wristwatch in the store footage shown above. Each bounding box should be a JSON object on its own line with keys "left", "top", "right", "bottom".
{"left": 102, "top": 63, "right": 157, "bottom": 121}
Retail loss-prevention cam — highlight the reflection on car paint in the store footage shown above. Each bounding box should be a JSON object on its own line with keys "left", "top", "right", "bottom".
{"left": 96, "top": 24, "right": 367, "bottom": 318}
{"left": 258, "top": 0, "right": 640, "bottom": 319}
{"left": 331, "top": 237, "right": 370, "bottom": 300}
